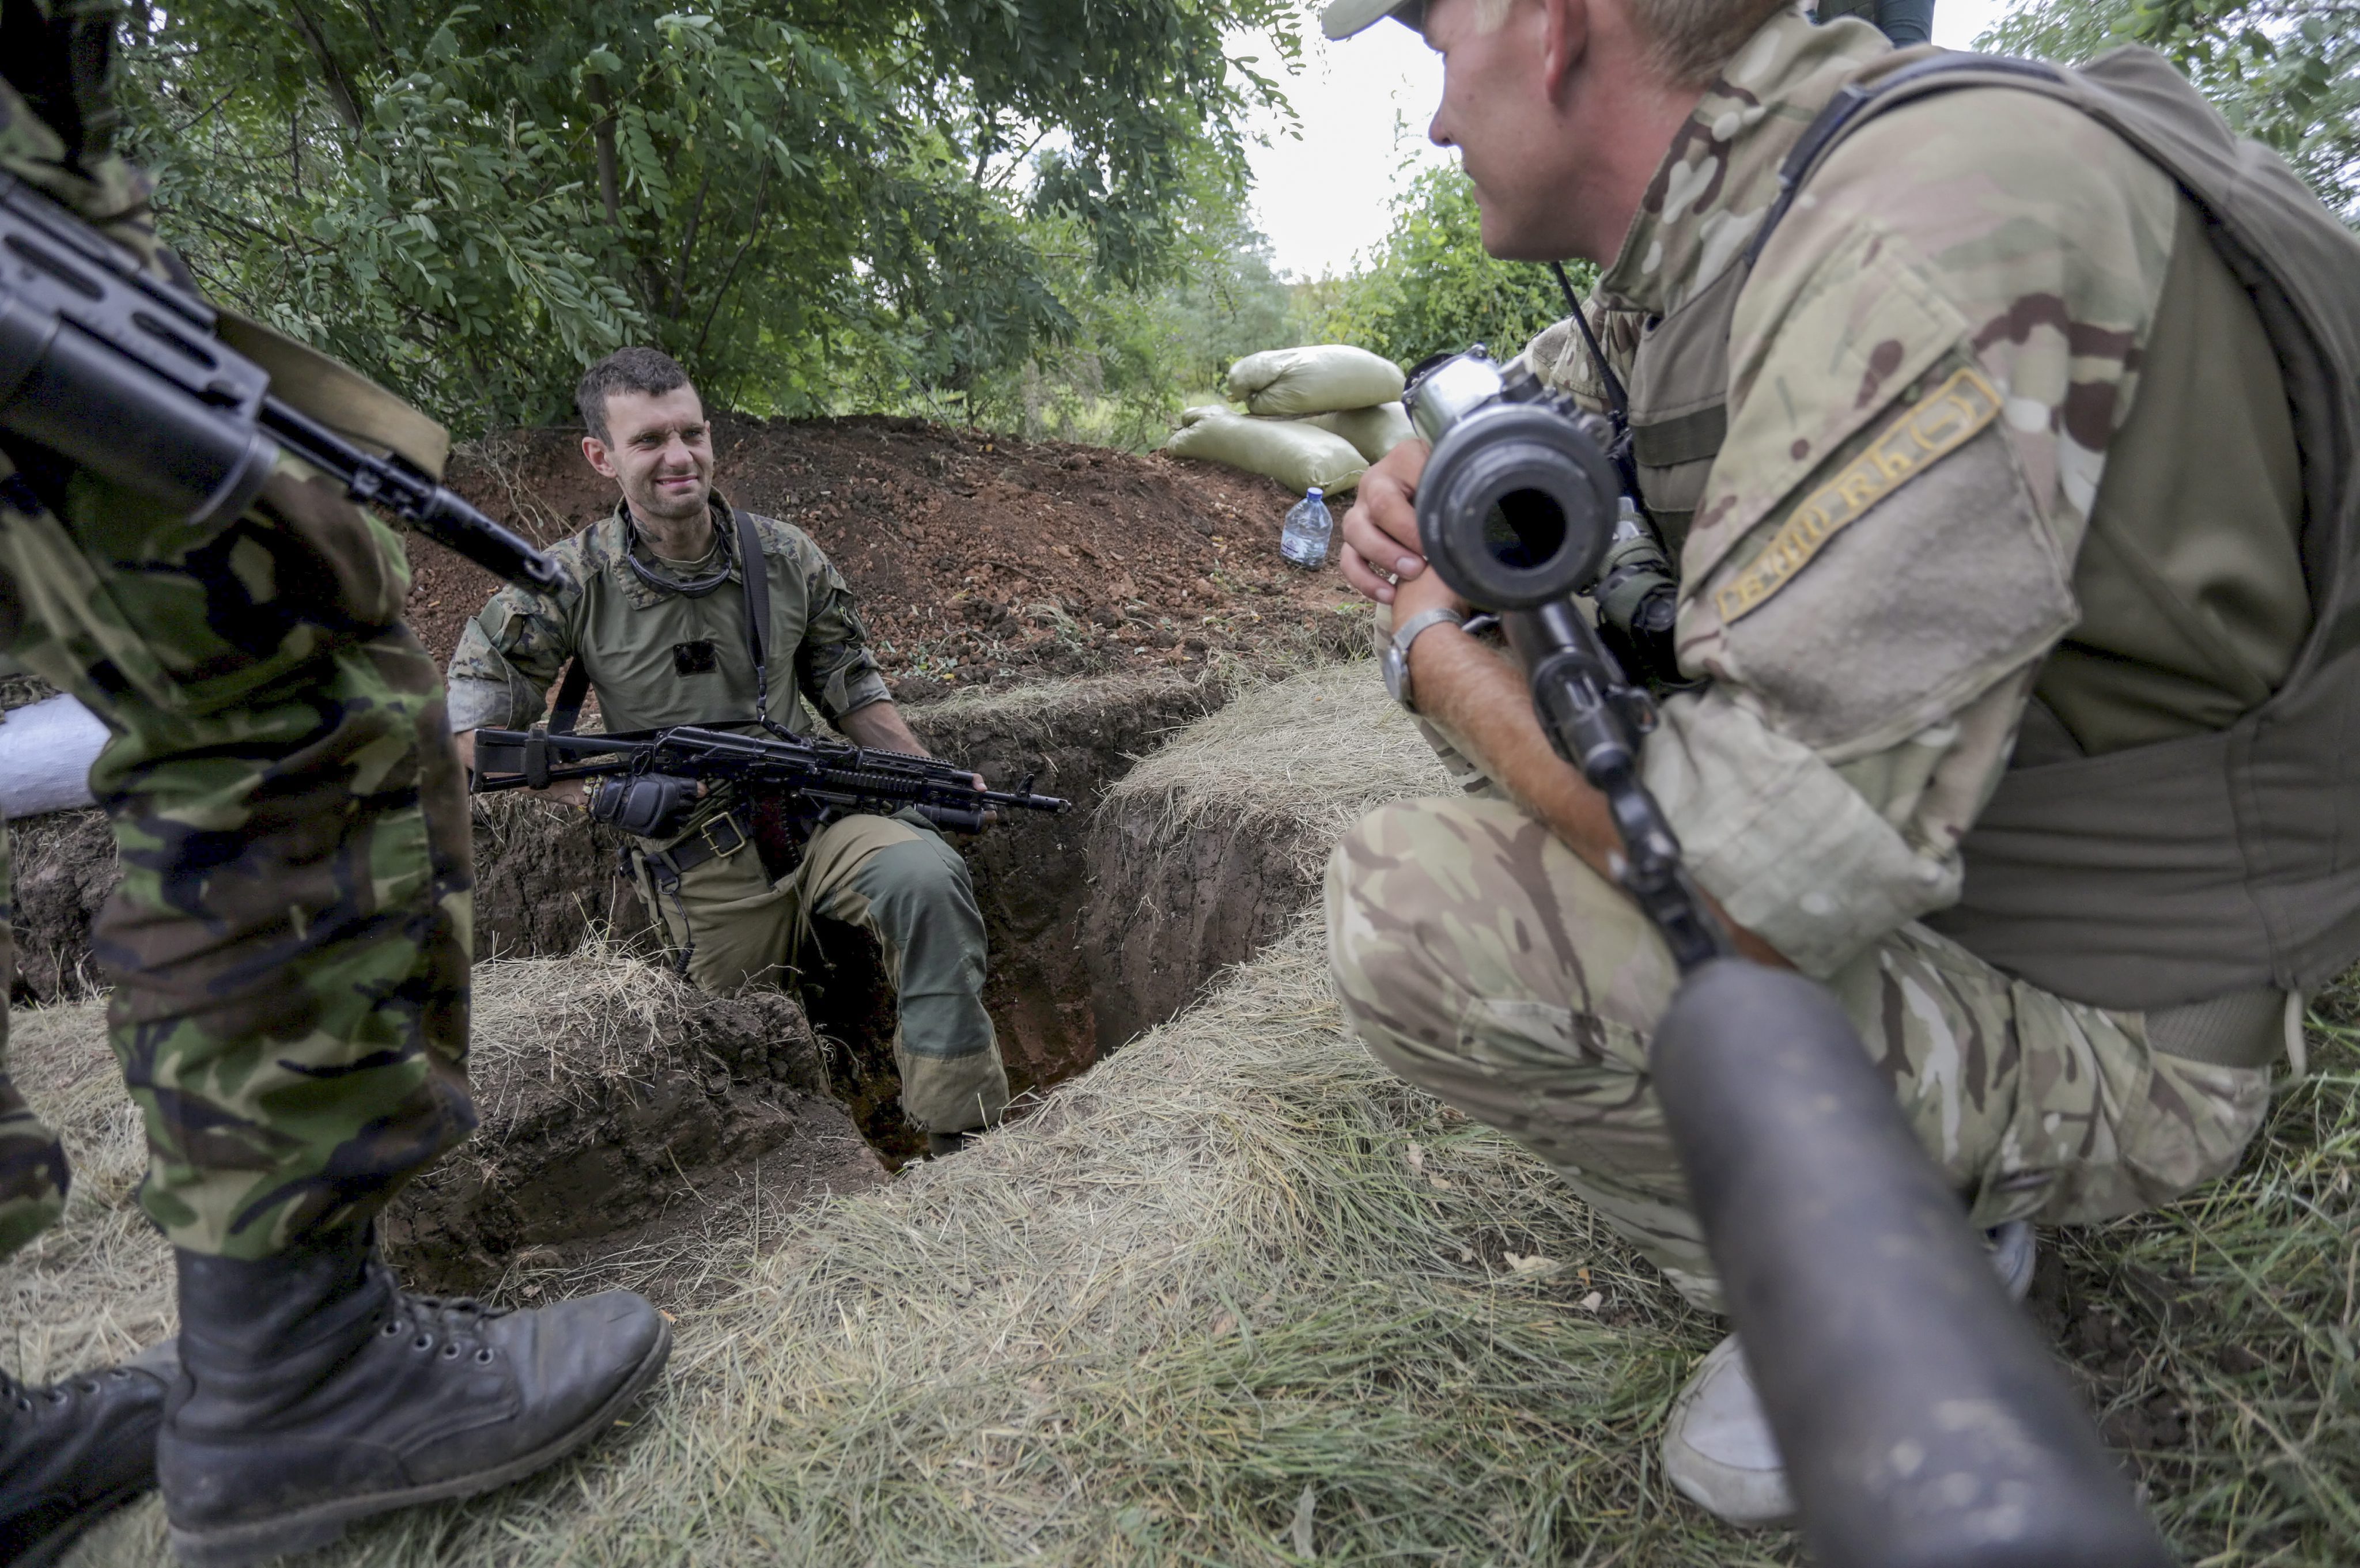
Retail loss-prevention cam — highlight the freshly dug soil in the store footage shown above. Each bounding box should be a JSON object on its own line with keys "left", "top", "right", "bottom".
{"left": 383, "top": 972, "right": 883, "bottom": 1296}
{"left": 5, "top": 806, "right": 109, "bottom": 1007}
{"left": 410, "top": 416, "right": 1367, "bottom": 700}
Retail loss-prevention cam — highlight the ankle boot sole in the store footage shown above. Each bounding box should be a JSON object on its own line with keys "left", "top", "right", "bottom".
{"left": 165, "top": 1318, "right": 671, "bottom": 1567}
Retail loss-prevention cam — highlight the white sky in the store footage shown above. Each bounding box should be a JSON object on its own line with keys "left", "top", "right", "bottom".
{"left": 1242, "top": 0, "right": 2017, "bottom": 279}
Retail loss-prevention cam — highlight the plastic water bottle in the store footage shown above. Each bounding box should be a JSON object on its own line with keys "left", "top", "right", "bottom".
{"left": 1280, "top": 487, "right": 1333, "bottom": 569}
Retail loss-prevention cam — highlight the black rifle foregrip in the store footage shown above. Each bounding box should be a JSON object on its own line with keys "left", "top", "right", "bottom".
{"left": 260, "top": 397, "right": 567, "bottom": 593}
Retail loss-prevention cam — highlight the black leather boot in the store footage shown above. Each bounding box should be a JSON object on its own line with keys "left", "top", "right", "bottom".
{"left": 0, "top": 1340, "right": 176, "bottom": 1567}
{"left": 160, "top": 1228, "right": 670, "bottom": 1566}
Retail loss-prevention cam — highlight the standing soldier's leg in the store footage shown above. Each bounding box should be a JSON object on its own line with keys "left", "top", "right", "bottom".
{"left": 0, "top": 793, "right": 177, "bottom": 1567}
{"left": 0, "top": 826, "right": 69, "bottom": 1258}
{"left": 801, "top": 815, "right": 1008, "bottom": 1145}
{"left": 2, "top": 463, "right": 668, "bottom": 1565}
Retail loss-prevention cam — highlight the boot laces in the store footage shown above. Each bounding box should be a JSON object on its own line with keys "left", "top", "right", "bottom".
{"left": 1, "top": 1365, "right": 119, "bottom": 1415}
{"left": 376, "top": 1287, "right": 515, "bottom": 1367}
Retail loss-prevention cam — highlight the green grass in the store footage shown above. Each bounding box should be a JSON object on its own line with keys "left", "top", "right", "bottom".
{"left": 2041, "top": 976, "right": 2360, "bottom": 1564}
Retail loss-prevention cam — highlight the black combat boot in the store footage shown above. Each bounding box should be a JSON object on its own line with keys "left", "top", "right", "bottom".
{"left": 0, "top": 1339, "right": 176, "bottom": 1566}
{"left": 160, "top": 1228, "right": 670, "bottom": 1566}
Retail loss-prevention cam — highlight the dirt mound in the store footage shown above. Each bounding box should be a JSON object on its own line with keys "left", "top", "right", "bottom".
{"left": 410, "top": 416, "right": 1367, "bottom": 700}
{"left": 1081, "top": 662, "right": 1448, "bottom": 1050}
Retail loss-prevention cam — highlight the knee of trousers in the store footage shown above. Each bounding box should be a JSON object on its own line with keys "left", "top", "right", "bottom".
{"left": 852, "top": 837, "right": 988, "bottom": 985}
{"left": 1323, "top": 797, "right": 1673, "bottom": 1099}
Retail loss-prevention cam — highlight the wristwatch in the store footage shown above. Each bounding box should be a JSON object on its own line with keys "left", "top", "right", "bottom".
{"left": 1382, "top": 607, "right": 1465, "bottom": 713}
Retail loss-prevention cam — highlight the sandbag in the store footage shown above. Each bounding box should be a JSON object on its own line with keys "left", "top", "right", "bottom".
{"left": 1226, "top": 345, "right": 1406, "bottom": 417}
{"left": 1307, "top": 402, "right": 1414, "bottom": 463}
{"left": 1165, "top": 414, "right": 1367, "bottom": 494}
{"left": 1177, "top": 404, "right": 1229, "bottom": 427}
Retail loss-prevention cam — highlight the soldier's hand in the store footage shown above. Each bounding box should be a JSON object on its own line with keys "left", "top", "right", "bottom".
{"left": 1340, "top": 438, "right": 1432, "bottom": 607}
{"left": 586, "top": 774, "right": 703, "bottom": 839}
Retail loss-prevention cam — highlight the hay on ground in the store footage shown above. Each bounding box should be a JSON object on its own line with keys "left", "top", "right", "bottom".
{"left": 1101, "top": 658, "right": 1447, "bottom": 876}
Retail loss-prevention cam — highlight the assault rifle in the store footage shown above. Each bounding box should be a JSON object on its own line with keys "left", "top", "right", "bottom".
{"left": 468, "top": 724, "right": 1069, "bottom": 837}
{"left": 0, "top": 171, "right": 564, "bottom": 593}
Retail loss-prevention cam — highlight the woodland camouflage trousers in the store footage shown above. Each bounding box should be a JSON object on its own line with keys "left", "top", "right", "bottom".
{"left": 0, "top": 453, "right": 477, "bottom": 1263}
{"left": 1325, "top": 794, "right": 2275, "bottom": 1312}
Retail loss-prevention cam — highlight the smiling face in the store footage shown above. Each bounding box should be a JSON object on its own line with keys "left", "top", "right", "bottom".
{"left": 582, "top": 384, "right": 715, "bottom": 529}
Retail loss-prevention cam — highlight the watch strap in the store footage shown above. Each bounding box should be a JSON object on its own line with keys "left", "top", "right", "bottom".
{"left": 1391, "top": 607, "right": 1465, "bottom": 656}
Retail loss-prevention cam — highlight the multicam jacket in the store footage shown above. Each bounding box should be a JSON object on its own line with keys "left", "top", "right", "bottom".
{"left": 1512, "top": 10, "right": 2309, "bottom": 983}
{"left": 447, "top": 495, "right": 890, "bottom": 737}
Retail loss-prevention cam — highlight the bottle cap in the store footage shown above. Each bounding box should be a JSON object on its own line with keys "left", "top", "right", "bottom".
{"left": 1307, "top": 487, "right": 1323, "bottom": 499}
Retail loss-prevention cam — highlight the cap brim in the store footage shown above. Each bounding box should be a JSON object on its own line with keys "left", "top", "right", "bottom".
{"left": 1320, "top": 0, "right": 1425, "bottom": 41}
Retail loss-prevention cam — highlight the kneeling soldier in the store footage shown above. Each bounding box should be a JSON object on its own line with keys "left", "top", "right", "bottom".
{"left": 449, "top": 349, "right": 1008, "bottom": 1153}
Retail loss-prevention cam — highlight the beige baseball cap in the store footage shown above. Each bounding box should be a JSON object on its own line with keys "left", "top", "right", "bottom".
{"left": 1319, "top": 0, "right": 1426, "bottom": 40}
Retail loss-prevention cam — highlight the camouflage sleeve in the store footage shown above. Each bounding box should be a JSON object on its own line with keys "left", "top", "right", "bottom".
{"left": 444, "top": 552, "right": 585, "bottom": 733}
{"left": 1648, "top": 91, "right": 2182, "bottom": 975}
{"left": 1516, "top": 300, "right": 1641, "bottom": 418}
{"left": 784, "top": 532, "right": 889, "bottom": 722}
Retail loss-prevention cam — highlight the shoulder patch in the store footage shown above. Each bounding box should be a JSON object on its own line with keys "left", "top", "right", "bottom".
{"left": 1714, "top": 366, "right": 2001, "bottom": 624}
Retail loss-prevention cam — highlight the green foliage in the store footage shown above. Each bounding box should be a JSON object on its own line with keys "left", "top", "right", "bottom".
{"left": 120, "top": 0, "right": 1295, "bottom": 435}
{"left": 959, "top": 186, "right": 1296, "bottom": 451}
{"left": 1985, "top": 0, "right": 2360, "bottom": 220}
{"left": 1300, "top": 166, "right": 1590, "bottom": 372}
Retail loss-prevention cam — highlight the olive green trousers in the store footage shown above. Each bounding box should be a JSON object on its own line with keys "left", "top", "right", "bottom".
{"left": 638, "top": 810, "right": 1008, "bottom": 1134}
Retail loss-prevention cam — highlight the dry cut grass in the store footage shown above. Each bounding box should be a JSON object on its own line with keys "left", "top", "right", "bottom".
{"left": 74, "top": 922, "right": 1759, "bottom": 1568}
{"left": 22, "top": 657, "right": 2360, "bottom": 1566}
{"left": 1102, "top": 658, "right": 1449, "bottom": 877}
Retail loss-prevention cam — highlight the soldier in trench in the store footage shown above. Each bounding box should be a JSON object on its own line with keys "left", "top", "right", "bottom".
{"left": 1319, "top": 0, "right": 2357, "bottom": 1531}
{"left": 0, "top": 5, "right": 670, "bottom": 1562}
{"left": 447, "top": 347, "right": 1010, "bottom": 1157}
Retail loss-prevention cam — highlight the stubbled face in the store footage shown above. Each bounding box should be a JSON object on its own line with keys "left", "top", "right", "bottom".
{"left": 583, "top": 385, "right": 714, "bottom": 526}
{"left": 1423, "top": 0, "right": 1581, "bottom": 260}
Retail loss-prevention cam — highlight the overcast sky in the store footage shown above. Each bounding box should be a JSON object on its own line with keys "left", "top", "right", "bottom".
{"left": 1242, "top": 0, "right": 2017, "bottom": 280}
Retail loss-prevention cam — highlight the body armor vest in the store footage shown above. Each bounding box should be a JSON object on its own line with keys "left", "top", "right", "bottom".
{"left": 1626, "top": 48, "right": 2360, "bottom": 1011}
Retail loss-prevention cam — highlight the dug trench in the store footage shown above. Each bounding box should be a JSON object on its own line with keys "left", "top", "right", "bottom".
{"left": 2, "top": 664, "right": 1372, "bottom": 1301}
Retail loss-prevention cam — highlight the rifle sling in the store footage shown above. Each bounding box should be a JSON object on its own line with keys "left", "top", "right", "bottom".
{"left": 734, "top": 506, "right": 772, "bottom": 728}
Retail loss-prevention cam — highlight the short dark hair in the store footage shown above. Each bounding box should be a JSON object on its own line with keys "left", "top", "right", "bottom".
{"left": 576, "top": 346, "right": 693, "bottom": 442}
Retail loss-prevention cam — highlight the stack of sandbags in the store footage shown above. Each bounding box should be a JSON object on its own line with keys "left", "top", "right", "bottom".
{"left": 1164, "top": 346, "right": 1415, "bottom": 494}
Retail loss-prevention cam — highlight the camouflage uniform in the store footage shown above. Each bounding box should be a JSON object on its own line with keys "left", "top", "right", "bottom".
{"left": 1329, "top": 11, "right": 2289, "bottom": 1309}
{"left": 448, "top": 501, "right": 1009, "bottom": 1134}
{"left": 0, "top": 47, "right": 475, "bottom": 1261}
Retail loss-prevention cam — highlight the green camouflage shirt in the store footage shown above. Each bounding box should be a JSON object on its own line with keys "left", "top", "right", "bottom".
{"left": 1514, "top": 10, "right": 2286, "bottom": 976}
{"left": 0, "top": 22, "right": 177, "bottom": 283}
{"left": 447, "top": 497, "right": 890, "bottom": 736}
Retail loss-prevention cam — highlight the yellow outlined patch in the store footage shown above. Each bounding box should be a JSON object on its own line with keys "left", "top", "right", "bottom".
{"left": 1714, "top": 365, "right": 2002, "bottom": 624}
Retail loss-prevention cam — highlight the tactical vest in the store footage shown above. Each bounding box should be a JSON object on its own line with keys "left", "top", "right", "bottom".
{"left": 1624, "top": 48, "right": 2360, "bottom": 1012}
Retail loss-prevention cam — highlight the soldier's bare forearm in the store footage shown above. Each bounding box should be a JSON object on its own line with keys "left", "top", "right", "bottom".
{"left": 1408, "top": 626, "right": 1788, "bottom": 968}
{"left": 837, "top": 699, "right": 929, "bottom": 756}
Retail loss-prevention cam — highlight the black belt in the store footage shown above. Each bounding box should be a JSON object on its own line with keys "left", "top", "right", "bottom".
{"left": 635, "top": 810, "right": 748, "bottom": 889}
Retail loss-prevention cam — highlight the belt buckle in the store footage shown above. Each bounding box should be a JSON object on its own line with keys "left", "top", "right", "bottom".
{"left": 698, "top": 812, "right": 747, "bottom": 862}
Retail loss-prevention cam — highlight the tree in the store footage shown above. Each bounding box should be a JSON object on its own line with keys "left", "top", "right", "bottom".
{"left": 1301, "top": 165, "right": 1591, "bottom": 373}
{"left": 120, "top": 0, "right": 1296, "bottom": 434}
{"left": 1984, "top": 0, "right": 2359, "bottom": 221}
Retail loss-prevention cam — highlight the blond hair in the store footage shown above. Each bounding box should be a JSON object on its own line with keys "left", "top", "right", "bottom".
{"left": 1463, "top": 0, "right": 1791, "bottom": 88}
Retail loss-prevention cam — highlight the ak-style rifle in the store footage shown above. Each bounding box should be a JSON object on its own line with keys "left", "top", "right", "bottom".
{"left": 469, "top": 723, "right": 1068, "bottom": 836}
